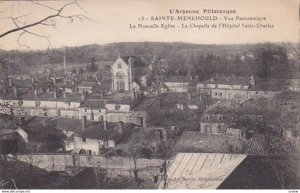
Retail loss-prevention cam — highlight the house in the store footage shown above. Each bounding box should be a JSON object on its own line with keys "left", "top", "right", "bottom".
{"left": 197, "top": 76, "right": 253, "bottom": 99}
{"left": 199, "top": 106, "right": 233, "bottom": 135}
{"left": 285, "top": 79, "right": 300, "bottom": 92}
{"left": 199, "top": 104, "right": 263, "bottom": 136}
{"left": 80, "top": 98, "right": 107, "bottom": 121}
{"left": 111, "top": 56, "right": 151, "bottom": 92}
{"left": 78, "top": 81, "right": 99, "bottom": 94}
{"left": 197, "top": 75, "right": 296, "bottom": 101}
{"left": 57, "top": 118, "right": 135, "bottom": 155}
{"left": 174, "top": 92, "right": 200, "bottom": 110}
{"left": 163, "top": 76, "right": 194, "bottom": 93}
{"left": 0, "top": 89, "right": 83, "bottom": 119}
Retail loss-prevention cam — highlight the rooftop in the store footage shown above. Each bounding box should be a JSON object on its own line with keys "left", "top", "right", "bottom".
{"left": 119, "top": 55, "right": 148, "bottom": 68}
{"left": 80, "top": 99, "right": 106, "bottom": 109}
{"left": 202, "top": 76, "right": 251, "bottom": 86}
{"left": 157, "top": 153, "right": 247, "bottom": 189}
{"left": 21, "top": 91, "right": 83, "bottom": 102}
{"left": 78, "top": 81, "right": 98, "bottom": 88}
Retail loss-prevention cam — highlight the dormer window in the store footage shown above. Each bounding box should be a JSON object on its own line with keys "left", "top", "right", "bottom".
{"left": 118, "top": 63, "right": 122, "bottom": 69}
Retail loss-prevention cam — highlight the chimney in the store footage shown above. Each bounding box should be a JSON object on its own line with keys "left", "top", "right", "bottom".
{"left": 156, "top": 129, "right": 163, "bottom": 140}
{"left": 118, "top": 121, "right": 124, "bottom": 133}
{"left": 31, "top": 77, "right": 35, "bottom": 83}
{"left": 81, "top": 116, "right": 87, "bottom": 130}
{"left": 8, "top": 78, "right": 12, "bottom": 87}
{"left": 171, "top": 126, "right": 176, "bottom": 132}
{"left": 90, "top": 108, "right": 94, "bottom": 120}
{"left": 53, "top": 89, "right": 57, "bottom": 99}
{"left": 34, "top": 89, "right": 38, "bottom": 97}
{"left": 42, "top": 118, "right": 46, "bottom": 128}
{"left": 13, "top": 87, "right": 18, "bottom": 98}
{"left": 63, "top": 92, "right": 66, "bottom": 99}
{"left": 205, "top": 105, "right": 209, "bottom": 110}
{"left": 103, "top": 121, "right": 107, "bottom": 131}
{"left": 187, "top": 93, "right": 192, "bottom": 100}
{"left": 19, "top": 116, "right": 25, "bottom": 125}
{"left": 162, "top": 130, "right": 168, "bottom": 141}
{"left": 11, "top": 117, "right": 17, "bottom": 129}
{"left": 82, "top": 91, "right": 86, "bottom": 101}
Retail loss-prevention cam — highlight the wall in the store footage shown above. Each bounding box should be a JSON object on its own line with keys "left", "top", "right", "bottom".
{"left": 14, "top": 154, "right": 163, "bottom": 172}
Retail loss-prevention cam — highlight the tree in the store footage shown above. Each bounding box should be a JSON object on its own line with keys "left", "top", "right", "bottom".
{"left": 254, "top": 43, "right": 290, "bottom": 78}
{"left": 89, "top": 57, "right": 98, "bottom": 71}
{"left": 0, "top": 0, "right": 91, "bottom": 49}
{"left": 137, "top": 137, "right": 177, "bottom": 189}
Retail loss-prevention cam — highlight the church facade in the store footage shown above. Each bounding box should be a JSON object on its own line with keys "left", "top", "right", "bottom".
{"left": 111, "top": 56, "right": 150, "bottom": 92}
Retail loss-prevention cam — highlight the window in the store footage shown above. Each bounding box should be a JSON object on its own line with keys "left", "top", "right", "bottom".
{"left": 82, "top": 137, "right": 86, "bottom": 142}
{"left": 115, "top": 105, "right": 120, "bottom": 111}
{"left": 283, "top": 86, "right": 287, "bottom": 91}
{"left": 204, "top": 125, "right": 210, "bottom": 133}
{"left": 219, "top": 93, "right": 222, "bottom": 97}
{"left": 218, "top": 125, "right": 224, "bottom": 133}
{"left": 205, "top": 114, "right": 210, "bottom": 120}
{"left": 215, "top": 92, "right": 218, "bottom": 96}
{"left": 118, "top": 63, "right": 122, "bottom": 69}
{"left": 218, "top": 115, "right": 223, "bottom": 120}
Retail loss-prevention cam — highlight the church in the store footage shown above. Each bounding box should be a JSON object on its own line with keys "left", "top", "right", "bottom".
{"left": 111, "top": 56, "right": 151, "bottom": 93}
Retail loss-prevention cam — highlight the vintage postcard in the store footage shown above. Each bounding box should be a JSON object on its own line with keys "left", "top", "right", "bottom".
{"left": 0, "top": 0, "right": 299, "bottom": 190}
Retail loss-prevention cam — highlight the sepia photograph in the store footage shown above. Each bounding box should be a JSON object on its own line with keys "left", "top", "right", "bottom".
{"left": 0, "top": 0, "right": 299, "bottom": 190}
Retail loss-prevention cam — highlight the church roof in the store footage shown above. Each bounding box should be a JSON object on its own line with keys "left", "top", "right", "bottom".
{"left": 119, "top": 56, "right": 148, "bottom": 68}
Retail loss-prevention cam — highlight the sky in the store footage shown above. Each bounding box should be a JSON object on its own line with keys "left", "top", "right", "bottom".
{"left": 0, "top": 0, "right": 299, "bottom": 50}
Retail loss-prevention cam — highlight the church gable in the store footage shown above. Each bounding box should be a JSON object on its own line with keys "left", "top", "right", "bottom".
{"left": 112, "top": 57, "right": 129, "bottom": 72}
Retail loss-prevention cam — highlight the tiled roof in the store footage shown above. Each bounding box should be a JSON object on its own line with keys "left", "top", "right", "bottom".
{"left": 106, "top": 93, "right": 133, "bottom": 105}
{"left": 202, "top": 76, "right": 251, "bottom": 86}
{"left": 56, "top": 118, "right": 84, "bottom": 133}
{"left": 80, "top": 99, "right": 106, "bottom": 109}
{"left": 11, "top": 79, "right": 34, "bottom": 88}
{"left": 77, "top": 122, "right": 136, "bottom": 142}
{"left": 78, "top": 82, "right": 98, "bottom": 88}
{"left": 21, "top": 91, "right": 82, "bottom": 102}
{"left": 248, "top": 82, "right": 282, "bottom": 92}
{"left": 131, "top": 97, "right": 157, "bottom": 111}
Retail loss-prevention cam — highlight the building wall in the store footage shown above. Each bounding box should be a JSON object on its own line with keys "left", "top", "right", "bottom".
{"left": 73, "top": 136, "right": 115, "bottom": 155}
{"left": 106, "top": 103, "right": 130, "bottom": 112}
{"left": 165, "top": 82, "right": 189, "bottom": 92}
{"left": 78, "top": 87, "right": 93, "bottom": 94}
{"left": 200, "top": 122, "right": 226, "bottom": 134}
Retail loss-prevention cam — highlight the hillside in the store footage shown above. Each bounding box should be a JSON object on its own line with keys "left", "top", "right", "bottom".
{"left": 0, "top": 42, "right": 298, "bottom": 79}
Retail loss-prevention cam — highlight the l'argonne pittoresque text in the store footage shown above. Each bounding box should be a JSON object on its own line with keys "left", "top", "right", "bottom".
{"left": 129, "top": 9, "right": 274, "bottom": 30}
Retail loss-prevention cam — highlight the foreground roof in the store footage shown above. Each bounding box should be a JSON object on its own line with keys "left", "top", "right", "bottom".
{"left": 157, "top": 153, "right": 247, "bottom": 189}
